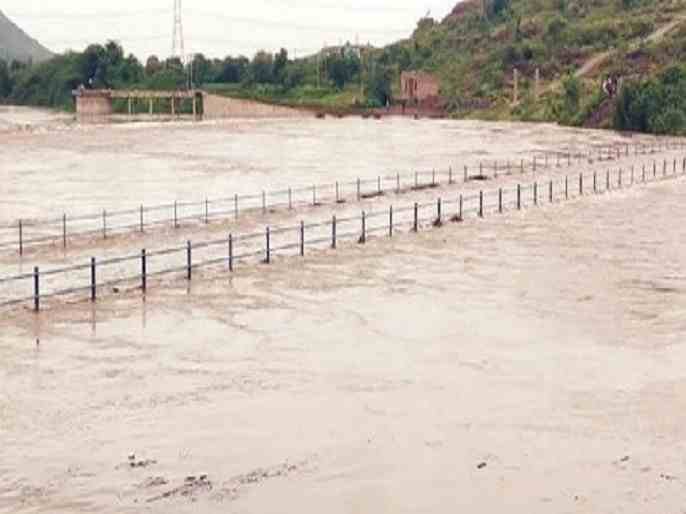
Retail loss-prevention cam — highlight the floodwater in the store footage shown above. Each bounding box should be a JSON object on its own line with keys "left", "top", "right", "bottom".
{"left": 1, "top": 112, "right": 686, "bottom": 513}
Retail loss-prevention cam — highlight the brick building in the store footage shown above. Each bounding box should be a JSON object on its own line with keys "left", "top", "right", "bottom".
{"left": 400, "top": 71, "right": 440, "bottom": 104}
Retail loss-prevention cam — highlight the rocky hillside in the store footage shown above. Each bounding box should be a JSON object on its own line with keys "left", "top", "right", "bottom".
{"left": 0, "top": 10, "right": 52, "bottom": 63}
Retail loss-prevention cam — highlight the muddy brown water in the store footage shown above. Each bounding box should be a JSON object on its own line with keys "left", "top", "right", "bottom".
{"left": 1, "top": 113, "right": 686, "bottom": 513}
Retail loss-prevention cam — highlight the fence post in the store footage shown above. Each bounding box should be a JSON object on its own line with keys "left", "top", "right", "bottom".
{"left": 33, "top": 266, "right": 40, "bottom": 312}
{"left": 663, "top": 159, "right": 667, "bottom": 177}
{"left": 594, "top": 172, "right": 597, "bottom": 193}
{"left": 389, "top": 206, "right": 394, "bottom": 237}
{"left": 521, "top": 159, "right": 524, "bottom": 174}
{"left": 141, "top": 249, "right": 147, "bottom": 292}
{"left": 565, "top": 176, "right": 569, "bottom": 200}
{"left": 332, "top": 215, "right": 337, "bottom": 249}
{"left": 91, "top": 257, "right": 96, "bottom": 302}
{"left": 464, "top": 166, "right": 468, "bottom": 182}
{"left": 653, "top": 161, "right": 657, "bottom": 178}
{"left": 619, "top": 169, "right": 623, "bottom": 188}
{"left": 300, "top": 221, "right": 305, "bottom": 257}
{"left": 549, "top": 180, "right": 553, "bottom": 203}
{"left": 498, "top": 188, "right": 503, "bottom": 213}
{"left": 234, "top": 194, "right": 239, "bottom": 219}
{"left": 18, "top": 220, "right": 23, "bottom": 256}
{"left": 205, "top": 199, "right": 209, "bottom": 223}
{"left": 335, "top": 182, "right": 340, "bottom": 203}
{"left": 312, "top": 185, "right": 317, "bottom": 206}
{"left": 174, "top": 201, "right": 178, "bottom": 228}
{"left": 534, "top": 182, "right": 538, "bottom": 206}
{"left": 139, "top": 206, "right": 144, "bottom": 233}
{"left": 479, "top": 162, "right": 483, "bottom": 177}
{"left": 631, "top": 166, "right": 634, "bottom": 185}
{"left": 517, "top": 184, "right": 521, "bottom": 210}
{"left": 413, "top": 203, "right": 419, "bottom": 232}
{"left": 62, "top": 214, "right": 67, "bottom": 248}
{"left": 437, "top": 198, "right": 442, "bottom": 223}
{"left": 568, "top": 153, "right": 571, "bottom": 167}
{"left": 357, "top": 178, "right": 361, "bottom": 200}
{"left": 378, "top": 176, "right": 382, "bottom": 194}
{"left": 360, "top": 211, "right": 366, "bottom": 243}
{"left": 674, "top": 159, "right": 677, "bottom": 175}
{"left": 556, "top": 153, "right": 560, "bottom": 167}
{"left": 606, "top": 170, "right": 610, "bottom": 191}
{"left": 448, "top": 167, "right": 453, "bottom": 185}
{"left": 479, "top": 191, "right": 484, "bottom": 217}
{"left": 396, "top": 172, "right": 401, "bottom": 193}
{"left": 262, "top": 191, "right": 266, "bottom": 214}
{"left": 579, "top": 173, "right": 584, "bottom": 195}
{"left": 228, "top": 234, "right": 233, "bottom": 272}
{"left": 186, "top": 241, "right": 192, "bottom": 280}
{"left": 459, "top": 194, "right": 463, "bottom": 220}
{"left": 288, "top": 188, "right": 293, "bottom": 210}
{"left": 265, "top": 227, "right": 271, "bottom": 264}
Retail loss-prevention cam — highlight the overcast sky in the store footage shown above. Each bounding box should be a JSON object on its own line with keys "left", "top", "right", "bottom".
{"left": 3, "top": 1, "right": 458, "bottom": 60}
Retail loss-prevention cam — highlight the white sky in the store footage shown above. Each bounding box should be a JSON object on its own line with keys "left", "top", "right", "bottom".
{"left": 2, "top": 1, "right": 458, "bottom": 60}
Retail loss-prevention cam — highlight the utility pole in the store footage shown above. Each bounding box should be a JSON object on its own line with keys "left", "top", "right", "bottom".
{"left": 172, "top": 0, "right": 186, "bottom": 64}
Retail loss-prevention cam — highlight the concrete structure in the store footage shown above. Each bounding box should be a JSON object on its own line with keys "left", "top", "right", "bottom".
{"left": 202, "top": 93, "right": 307, "bottom": 119}
{"left": 400, "top": 71, "right": 441, "bottom": 104}
{"left": 73, "top": 88, "right": 306, "bottom": 121}
{"left": 73, "top": 88, "right": 201, "bottom": 119}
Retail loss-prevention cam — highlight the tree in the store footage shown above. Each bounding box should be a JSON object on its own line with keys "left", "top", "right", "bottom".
{"left": 273, "top": 48, "right": 288, "bottom": 84}
{"left": 325, "top": 53, "right": 360, "bottom": 90}
{"left": 250, "top": 51, "right": 274, "bottom": 84}
{"left": 145, "top": 55, "right": 162, "bottom": 76}
{"left": 365, "top": 63, "right": 392, "bottom": 106}
{"left": 0, "top": 59, "right": 11, "bottom": 97}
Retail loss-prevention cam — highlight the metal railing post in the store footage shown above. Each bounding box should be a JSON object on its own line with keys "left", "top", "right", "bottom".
{"left": 300, "top": 221, "right": 305, "bottom": 257}
{"left": 33, "top": 266, "right": 40, "bottom": 312}
{"left": 91, "top": 257, "right": 96, "bottom": 302}
{"left": 186, "top": 241, "right": 192, "bottom": 280}
{"left": 141, "top": 249, "right": 147, "bottom": 292}
{"left": 360, "top": 211, "right": 366, "bottom": 244}
{"left": 228, "top": 234, "right": 234, "bottom": 272}
{"left": 265, "top": 227, "right": 271, "bottom": 264}
{"left": 389, "top": 206, "right": 394, "bottom": 237}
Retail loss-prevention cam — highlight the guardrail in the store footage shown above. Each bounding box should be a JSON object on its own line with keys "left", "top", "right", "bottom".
{"left": 2, "top": 154, "right": 683, "bottom": 313}
{"left": 2, "top": 140, "right": 682, "bottom": 257}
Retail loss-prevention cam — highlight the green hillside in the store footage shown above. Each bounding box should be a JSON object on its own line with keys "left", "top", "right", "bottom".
{"left": 0, "top": 10, "right": 53, "bottom": 63}
{"left": 379, "top": 0, "right": 686, "bottom": 130}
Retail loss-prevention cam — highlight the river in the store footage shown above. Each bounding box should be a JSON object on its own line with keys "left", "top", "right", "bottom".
{"left": 1, "top": 111, "right": 685, "bottom": 513}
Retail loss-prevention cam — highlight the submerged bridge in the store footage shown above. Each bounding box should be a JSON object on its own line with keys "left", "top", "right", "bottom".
{"left": 72, "top": 88, "right": 305, "bottom": 120}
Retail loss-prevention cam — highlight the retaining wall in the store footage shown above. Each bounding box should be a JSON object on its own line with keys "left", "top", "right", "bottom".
{"left": 202, "top": 93, "right": 308, "bottom": 119}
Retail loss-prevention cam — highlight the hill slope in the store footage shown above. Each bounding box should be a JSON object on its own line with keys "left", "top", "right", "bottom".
{"left": 0, "top": 10, "right": 53, "bottom": 63}
{"left": 377, "top": 0, "right": 686, "bottom": 129}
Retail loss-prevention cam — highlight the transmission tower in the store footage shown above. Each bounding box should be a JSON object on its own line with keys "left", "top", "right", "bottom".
{"left": 172, "top": 0, "right": 185, "bottom": 64}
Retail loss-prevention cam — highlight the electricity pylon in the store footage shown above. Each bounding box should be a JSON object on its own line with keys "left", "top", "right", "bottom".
{"left": 172, "top": 0, "right": 185, "bottom": 64}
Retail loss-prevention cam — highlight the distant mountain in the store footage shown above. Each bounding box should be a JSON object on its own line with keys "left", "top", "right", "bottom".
{"left": 0, "top": 10, "right": 53, "bottom": 63}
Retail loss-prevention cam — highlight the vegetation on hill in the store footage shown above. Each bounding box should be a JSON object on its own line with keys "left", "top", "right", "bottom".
{"left": 0, "top": 10, "right": 52, "bottom": 63}
{"left": 380, "top": 0, "right": 686, "bottom": 132}
{"left": 3, "top": 0, "right": 686, "bottom": 134}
